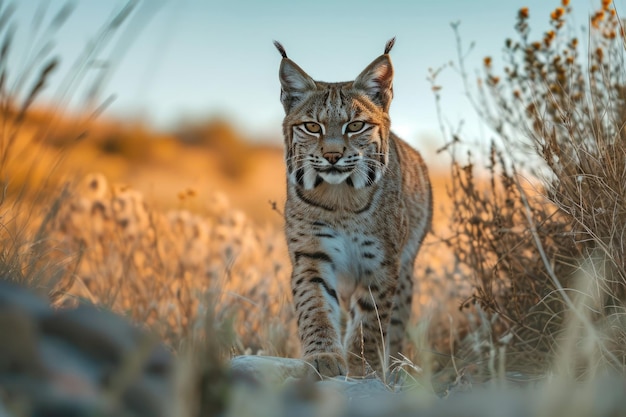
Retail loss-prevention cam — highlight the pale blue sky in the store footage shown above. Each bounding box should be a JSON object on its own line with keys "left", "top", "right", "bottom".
{"left": 15, "top": 0, "right": 604, "bottom": 146}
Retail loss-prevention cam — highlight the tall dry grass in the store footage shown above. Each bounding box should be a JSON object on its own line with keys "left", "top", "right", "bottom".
{"left": 0, "top": 0, "right": 146, "bottom": 289}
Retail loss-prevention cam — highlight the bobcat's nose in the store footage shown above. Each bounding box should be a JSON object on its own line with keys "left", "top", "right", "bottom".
{"left": 323, "top": 152, "right": 343, "bottom": 165}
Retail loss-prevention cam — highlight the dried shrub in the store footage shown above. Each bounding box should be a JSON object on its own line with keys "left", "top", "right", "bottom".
{"left": 440, "top": 0, "right": 626, "bottom": 374}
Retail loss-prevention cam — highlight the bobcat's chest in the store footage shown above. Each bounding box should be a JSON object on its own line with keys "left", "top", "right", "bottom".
{"left": 317, "top": 223, "right": 383, "bottom": 305}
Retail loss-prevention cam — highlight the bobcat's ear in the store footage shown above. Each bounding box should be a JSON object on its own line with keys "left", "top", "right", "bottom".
{"left": 353, "top": 39, "right": 395, "bottom": 111}
{"left": 275, "top": 41, "right": 316, "bottom": 113}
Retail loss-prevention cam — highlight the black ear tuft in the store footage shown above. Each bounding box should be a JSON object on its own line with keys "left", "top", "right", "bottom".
{"left": 384, "top": 37, "right": 396, "bottom": 54}
{"left": 274, "top": 41, "right": 288, "bottom": 59}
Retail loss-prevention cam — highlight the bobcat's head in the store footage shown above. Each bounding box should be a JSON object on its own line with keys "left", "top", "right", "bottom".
{"left": 275, "top": 39, "right": 395, "bottom": 190}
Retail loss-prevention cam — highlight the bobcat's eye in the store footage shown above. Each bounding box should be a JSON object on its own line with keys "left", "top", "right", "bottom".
{"left": 303, "top": 122, "right": 322, "bottom": 134}
{"left": 346, "top": 121, "right": 365, "bottom": 133}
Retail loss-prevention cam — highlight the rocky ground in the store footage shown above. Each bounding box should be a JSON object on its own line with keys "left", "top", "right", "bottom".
{"left": 228, "top": 356, "right": 626, "bottom": 417}
{"left": 0, "top": 281, "right": 174, "bottom": 417}
{"left": 3, "top": 281, "right": 626, "bottom": 417}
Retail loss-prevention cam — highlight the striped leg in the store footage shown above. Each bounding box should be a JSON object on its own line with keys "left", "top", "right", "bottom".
{"left": 344, "top": 274, "right": 397, "bottom": 377}
{"left": 291, "top": 251, "right": 346, "bottom": 377}
{"left": 388, "top": 263, "right": 414, "bottom": 360}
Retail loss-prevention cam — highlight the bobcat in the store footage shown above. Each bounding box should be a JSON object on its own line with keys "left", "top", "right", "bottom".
{"left": 275, "top": 38, "right": 432, "bottom": 378}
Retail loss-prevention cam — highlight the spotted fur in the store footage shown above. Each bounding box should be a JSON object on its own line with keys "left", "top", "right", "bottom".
{"left": 275, "top": 39, "right": 432, "bottom": 378}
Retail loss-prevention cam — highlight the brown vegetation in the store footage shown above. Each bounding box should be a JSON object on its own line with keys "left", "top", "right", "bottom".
{"left": 435, "top": 0, "right": 626, "bottom": 377}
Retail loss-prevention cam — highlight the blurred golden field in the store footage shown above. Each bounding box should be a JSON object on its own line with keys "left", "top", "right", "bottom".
{"left": 4, "top": 105, "right": 459, "bottom": 356}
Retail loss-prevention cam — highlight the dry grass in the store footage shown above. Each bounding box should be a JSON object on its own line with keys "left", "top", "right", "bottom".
{"left": 48, "top": 172, "right": 295, "bottom": 355}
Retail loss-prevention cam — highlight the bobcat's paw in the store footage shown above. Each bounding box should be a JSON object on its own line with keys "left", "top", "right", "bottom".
{"left": 304, "top": 352, "right": 347, "bottom": 378}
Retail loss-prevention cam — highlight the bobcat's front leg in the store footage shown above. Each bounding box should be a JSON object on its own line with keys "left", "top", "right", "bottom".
{"left": 344, "top": 268, "right": 398, "bottom": 377}
{"left": 291, "top": 251, "right": 345, "bottom": 377}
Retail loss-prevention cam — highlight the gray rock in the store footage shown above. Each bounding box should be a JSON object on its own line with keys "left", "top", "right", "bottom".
{"left": 0, "top": 308, "right": 44, "bottom": 375}
{"left": 231, "top": 355, "right": 309, "bottom": 386}
{"left": 40, "top": 305, "right": 143, "bottom": 366}
{"left": 0, "top": 280, "right": 174, "bottom": 417}
{"left": 0, "top": 280, "right": 52, "bottom": 319}
{"left": 229, "top": 354, "right": 402, "bottom": 409}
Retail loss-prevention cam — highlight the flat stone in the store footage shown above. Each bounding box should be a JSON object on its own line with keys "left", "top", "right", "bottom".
{"left": 317, "top": 376, "right": 392, "bottom": 399}
{"left": 230, "top": 355, "right": 399, "bottom": 400}
{"left": 230, "top": 355, "right": 309, "bottom": 386}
